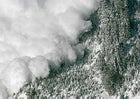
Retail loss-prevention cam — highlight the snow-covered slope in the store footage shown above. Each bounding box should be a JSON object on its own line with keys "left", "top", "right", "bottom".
{"left": 5, "top": 0, "right": 140, "bottom": 99}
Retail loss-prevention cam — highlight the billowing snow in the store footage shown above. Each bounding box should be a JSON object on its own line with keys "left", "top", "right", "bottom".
{"left": 0, "top": 81, "right": 8, "bottom": 99}
{"left": 28, "top": 56, "right": 50, "bottom": 79}
{"left": 0, "top": 0, "right": 101, "bottom": 98}
{"left": 0, "top": 58, "right": 32, "bottom": 95}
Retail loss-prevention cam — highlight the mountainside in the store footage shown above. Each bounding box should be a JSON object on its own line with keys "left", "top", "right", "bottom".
{"left": 15, "top": 0, "right": 140, "bottom": 99}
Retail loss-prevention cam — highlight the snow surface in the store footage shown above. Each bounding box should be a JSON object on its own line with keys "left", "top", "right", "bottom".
{"left": 0, "top": 0, "right": 101, "bottom": 98}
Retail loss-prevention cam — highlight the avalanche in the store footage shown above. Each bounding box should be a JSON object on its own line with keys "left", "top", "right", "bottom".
{"left": 0, "top": 0, "right": 100, "bottom": 98}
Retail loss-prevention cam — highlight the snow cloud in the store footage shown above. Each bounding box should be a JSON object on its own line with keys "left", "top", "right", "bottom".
{"left": 0, "top": 0, "right": 100, "bottom": 98}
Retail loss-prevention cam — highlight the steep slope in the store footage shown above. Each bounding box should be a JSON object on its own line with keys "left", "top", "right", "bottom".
{"left": 15, "top": 0, "right": 140, "bottom": 99}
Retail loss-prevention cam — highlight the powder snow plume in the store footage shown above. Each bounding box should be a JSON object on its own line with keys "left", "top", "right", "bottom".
{"left": 0, "top": 0, "right": 100, "bottom": 98}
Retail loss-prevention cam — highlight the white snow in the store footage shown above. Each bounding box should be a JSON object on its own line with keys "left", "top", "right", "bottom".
{"left": 0, "top": 58, "right": 32, "bottom": 95}
{"left": 0, "top": 0, "right": 101, "bottom": 98}
{"left": 28, "top": 56, "right": 50, "bottom": 79}
{"left": 0, "top": 81, "right": 8, "bottom": 99}
{"left": 18, "top": 93, "right": 27, "bottom": 99}
{"left": 129, "top": 96, "right": 140, "bottom": 99}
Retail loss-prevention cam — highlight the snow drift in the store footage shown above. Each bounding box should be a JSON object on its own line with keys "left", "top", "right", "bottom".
{"left": 0, "top": 0, "right": 100, "bottom": 98}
